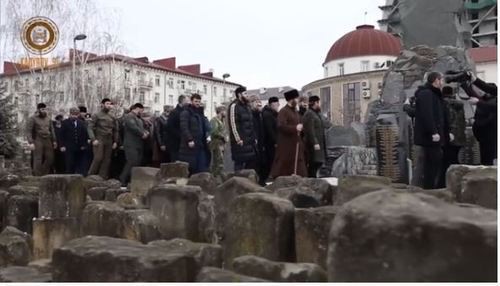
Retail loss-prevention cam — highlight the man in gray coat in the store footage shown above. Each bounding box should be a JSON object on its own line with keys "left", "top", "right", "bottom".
{"left": 119, "top": 103, "right": 149, "bottom": 185}
{"left": 303, "top": 95, "right": 329, "bottom": 178}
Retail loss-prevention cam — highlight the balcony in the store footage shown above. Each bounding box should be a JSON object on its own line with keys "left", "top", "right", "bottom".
{"left": 138, "top": 79, "right": 153, "bottom": 90}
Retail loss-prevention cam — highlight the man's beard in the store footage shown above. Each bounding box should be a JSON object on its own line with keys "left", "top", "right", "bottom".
{"left": 240, "top": 96, "right": 249, "bottom": 104}
{"left": 290, "top": 101, "right": 298, "bottom": 108}
{"left": 38, "top": 112, "right": 47, "bottom": 118}
{"left": 103, "top": 107, "right": 110, "bottom": 113}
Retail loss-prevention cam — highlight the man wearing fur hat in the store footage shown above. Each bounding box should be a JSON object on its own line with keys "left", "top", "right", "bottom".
{"left": 26, "top": 102, "right": 57, "bottom": 176}
{"left": 303, "top": 95, "right": 329, "bottom": 177}
{"left": 271, "top": 89, "right": 307, "bottom": 178}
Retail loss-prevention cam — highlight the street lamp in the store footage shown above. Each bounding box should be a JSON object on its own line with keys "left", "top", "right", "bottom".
{"left": 72, "top": 34, "right": 87, "bottom": 102}
{"left": 222, "top": 73, "right": 230, "bottom": 102}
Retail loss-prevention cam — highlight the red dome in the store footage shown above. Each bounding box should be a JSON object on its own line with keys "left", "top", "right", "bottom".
{"left": 324, "top": 25, "right": 401, "bottom": 64}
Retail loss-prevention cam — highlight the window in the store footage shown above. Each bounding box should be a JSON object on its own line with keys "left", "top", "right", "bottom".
{"left": 58, "top": 92, "right": 64, "bottom": 102}
{"left": 338, "top": 63, "right": 345, "bottom": 76}
{"left": 320, "top": 87, "right": 332, "bottom": 121}
{"left": 169, "top": 94, "right": 174, "bottom": 105}
{"left": 154, "top": 92, "right": 160, "bottom": 104}
{"left": 168, "top": 78, "right": 174, "bottom": 88}
{"left": 386, "top": 60, "right": 394, "bottom": 68}
{"left": 223, "top": 88, "right": 227, "bottom": 97}
{"left": 343, "top": 83, "right": 361, "bottom": 125}
{"left": 473, "top": 26, "right": 480, "bottom": 34}
{"left": 155, "top": 76, "right": 160, "bottom": 87}
{"left": 324, "top": 66, "right": 329, "bottom": 77}
{"left": 213, "top": 86, "right": 217, "bottom": 96}
{"left": 361, "top": 61, "right": 369, "bottom": 72}
{"left": 179, "top": 80, "right": 185, "bottom": 89}
{"left": 471, "top": 12, "right": 479, "bottom": 20}
{"left": 14, "top": 80, "right": 21, "bottom": 91}
{"left": 84, "top": 70, "right": 90, "bottom": 81}
{"left": 25, "top": 78, "right": 29, "bottom": 87}
{"left": 203, "top": 85, "right": 207, "bottom": 94}
{"left": 59, "top": 73, "right": 65, "bottom": 82}
{"left": 124, "top": 88, "right": 131, "bottom": 102}
{"left": 139, "top": 91, "right": 145, "bottom": 103}
{"left": 192, "top": 82, "right": 197, "bottom": 91}
{"left": 124, "top": 69, "right": 130, "bottom": 80}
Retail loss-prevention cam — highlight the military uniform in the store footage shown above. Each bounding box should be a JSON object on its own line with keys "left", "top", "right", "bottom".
{"left": 26, "top": 114, "right": 56, "bottom": 176}
{"left": 87, "top": 110, "right": 119, "bottom": 179}
{"left": 119, "top": 112, "right": 146, "bottom": 184}
{"left": 209, "top": 116, "right": 227, "bottom": 178}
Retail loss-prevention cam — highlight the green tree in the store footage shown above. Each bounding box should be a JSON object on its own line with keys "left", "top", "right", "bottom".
{"left": 0, "top": 82, "right": 20, "bottom": 159}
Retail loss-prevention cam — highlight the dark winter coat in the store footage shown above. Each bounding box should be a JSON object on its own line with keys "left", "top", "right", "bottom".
{"left": 262, "top": 105, "right": 278, "bottom": 163}
{"left": 60, "top": 118, "right": 89, "bottom": 151}
{"left": 302, "top": 108, "right": 328, "bottom": 164}
{"left": 228, "top": 99, "right": 256, "bottom": 162}
{"left": 178, "top": 105, "right": 210, "bottom": 169}
{"left": 414, "top": 83, "right": 450, "bottom": 146}
{"left": 271, "top": 104, "right": 307, "bottom": 178}
{"left": 154, "top": 113, "right": 169, "bottom": 147}
{"left": 443, "top": 98, "right": 466, "bottom": 147}
{"left": 166, "top": 104, "right": 184, "bottom": 154}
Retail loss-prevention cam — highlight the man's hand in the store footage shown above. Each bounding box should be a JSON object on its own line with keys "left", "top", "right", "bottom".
{"left": 53, "top": 142, "right": 58, "bottom": 149}
{"left": 92, "top": 140, "right": 100, "bottom": 146}
{"left": 188, "top": 141, "right": 195, "bottom": 148}
{"left": 314, "top": 144, "right": 320, "bottom": 151}
{"left": 142, "top": 132, "right": 149, "bottom": 139}
{"left": 160, "top": 145, "right": 167, "bottom": 151}
{"left": 468, "top": 97, "right": 479, "bottom": 105}
{"left": 449, "top": 133, "right": 455, "bottom": 142}
{"left": 112, "top": 142, "right": 118, "bottom": 150}
{"left": 237, "top": 140, "right": 243, "bottom": 146}
{"left": 296, "top": 124, "right": 303, "bottom": 132}
{"left": 28, "top": 143, "right": 35, "bottom": 151}
{"left": 60, "top": 147, "right": 66, "bottom": 152}
{"left": 432, "top": 133, "right": 440, "bottom": 142}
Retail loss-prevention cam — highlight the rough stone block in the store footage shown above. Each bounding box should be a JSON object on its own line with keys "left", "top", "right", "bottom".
{"left": 146, "top": 184, "right": 201, "bottom": 241}
{"left": 7, "top": 185, "right": 39, "bottom": 197}
{"left": 0, "top": 190, "right": 8, "bottom": 230}
{"left": 0, "top": 266, "right": 52, "bottom": 282}
{"left": 295, "top": 206, "right": 338, "bottom": 269}
{"left": 156, "top": 162, "right": 190, "bottom": 182}
{"left": 116, "top": 192, "right": 146, "bottom": 209}
{"left": 0, "top": 174, "right": 20, "bottom": 189}
{"left": 198, "top": 193, "right": 217, "bottom": 243}
{"left": 196, "top": 267, "right": 269, "bottom": 282}
{"left": 32, "top": 217, "right": 79, "bottom": 260}
{"left": 267, "top": 176, "right": 334, "bottom": 205}
{"left": 104, "top": 188, "right": 128, "bottom": 202}
{"left": 328, "top": 190, "right": 497, "bottom": 282}
{"left": 229, "top": 169, "right": 259, "bottom": 184}
{"left": 224, "top": 193, "right": 295, "bottom": 265}
{"left": 81, "top": 201, "right": 126, "bottom": 238}
{"left": 130, "top": 167, "right": 159, "bottom": 197}
{"left": 233, "top": 255, "right": 327, "bottom": 282}
{"left": 335, "top": 175, "right": 392, "bottom": 205}
{"left": 266, "top": 175, "right": 304, "bottom": 191}
{"left": 0, "top": 226, "right": 32, "bottom": 267}
{"left": 446, "top": 165, "right": 494, "bottom": 202}
{"left": 52, "top": 236, "right": 197, "bottom": 282}
{"left": 86, "top": 187, "right": 107, "bottom": 201}
{"left": 276, "top": 186, "right": 321, "bottom": 208}
{"left": 187, "top": 172, "right": 219, "bottom": 195}
{"left": 122, "top": 209, "right": 162, "bottom": 243}
{"left": 39, "top": 175, "right": 85, "bottom": 218}
{"left": 461, "top": 168, "right": 497, "bottom": 209}
{"left": 149, "top": 238, "right": 222, "bottom": 271}
{"left": 28, "top": 259, "right": 52, "bottom": 273}
{"left": 5, "top": 195, "right": 38, "bottom": 234}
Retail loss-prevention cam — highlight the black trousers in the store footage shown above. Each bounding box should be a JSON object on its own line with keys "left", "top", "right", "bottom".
{"left": 120, "top": 146, "right": 144, "bottom": 185}
{"left": 64, "top": 149, "right": 86, "bottom": 176}
{"left": 438, "top": 144, "right": 461, "bottom": 188}
{"left": 479, "top": 138, "right": 497, "bottom": 166}
{"left": 422, "top": 146, "right": 443, "bottom": 190}
{"left": 307, "top": 162, "right": 323, "bottom": 178}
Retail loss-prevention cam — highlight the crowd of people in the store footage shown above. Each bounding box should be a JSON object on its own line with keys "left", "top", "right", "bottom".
{"left": 407, "top": 71, "right": 497, "bottom": 190}
{"left": 26, "top": 87, "right": 332, "bottom": 186}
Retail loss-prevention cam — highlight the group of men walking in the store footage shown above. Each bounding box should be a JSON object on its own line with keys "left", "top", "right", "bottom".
{"left": 27, "top": 87, "right": 331, "bottom": 186}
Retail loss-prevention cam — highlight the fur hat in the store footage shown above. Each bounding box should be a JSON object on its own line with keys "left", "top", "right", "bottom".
{"left": 284, "top": 89, "right": 299, "bottom": 101}
{"left": 37, "top": 103, "right": 47, "bottom": 109}
{"left": 79, "top": 106, "right": 87, "bottom": 113}
{"left": 268, "top": 97, "right": 279, "bottom": 104}
{"left": 309, "top": 95, "right": 320, "bottom": 103}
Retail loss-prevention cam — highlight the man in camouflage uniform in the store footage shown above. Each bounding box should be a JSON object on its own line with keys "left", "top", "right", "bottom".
{"left": 26, "top": 103, "right": 57, "bottom": 176}
{"left": 209, "top": 106, "right": 228, "bottom": 178}
{"left": 87, "top": 98, "right": 119, "bottom": 179}
{"left": 438, "top": 86, "right": 466, "bottom": 187}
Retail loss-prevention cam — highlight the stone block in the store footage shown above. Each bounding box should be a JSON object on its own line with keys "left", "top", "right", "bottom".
{"left": 104, "top": 188, "right": 128, "bottom": 202}
{"left": 122, "top": 209, "right": 162, "bottom": 243}
{"left": 276, "top": 186, "right": 321, "bottom": 208}
{"left": 461, "top": 168, "right": 497, "bottom": 209}
{"left": 81, "top": 201, "right": 126, "bottom": 238}
{"left": 116, "top": 192, "right": 146, "bottom": 209}
{"left": 39, "top": 175, "right": 85, "bottom": 218}
{"left": 0, "top": 226, "right": 32, "bottom": 267}
{"left": 335, "top": 175, "right": 392, "bottom": 205}
{"left": 32, "top": 217, "right": 79, "bottom": 260}
{"left": 187, "top": 172, "right": 219, "bottom": 195}
{"left": 130, "top": 167, "right": 159, "bottom": 197}
{"left": 5, "top": 195, "right": 38, "bottom": 234}
{"left": 86, "top": 187, "right": 107, "bottom": 201}
{"left": 28, "top": 259, "right": 52, "bottom": 273}
{"left": 156, "top": 162, "right": 190, "bottom": 183}
{"left": 446, "top": 165, "right": 494, "bottom": 202}
{"left": 0, "top": 266, "right": 52, "bottom": 282}
{"left": 196, "top": 267, "right": 269, "bottom": 282}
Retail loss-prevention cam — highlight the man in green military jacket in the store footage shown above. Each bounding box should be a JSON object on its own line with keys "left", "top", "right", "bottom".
{"left": 209, "top": 106, "right": 228, "bottom": 178}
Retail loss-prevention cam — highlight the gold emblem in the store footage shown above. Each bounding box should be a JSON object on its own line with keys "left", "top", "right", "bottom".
{"left": 20, "top": 16, "right": 59, "bottom": 55}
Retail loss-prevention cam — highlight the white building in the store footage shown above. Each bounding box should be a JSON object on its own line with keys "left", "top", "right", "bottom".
{"left": 246, "top": 86, "right": 300, "bottom": 110}
{"left": 0, "top": 49, "right": 240, "bottom": 127}
{"left": 469, "top": 46, "right": 498, "bottom": 84}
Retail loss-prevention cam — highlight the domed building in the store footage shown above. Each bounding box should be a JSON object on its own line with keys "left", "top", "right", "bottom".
{"left": 302, "top": 24, "right": 401, "bottom": 126}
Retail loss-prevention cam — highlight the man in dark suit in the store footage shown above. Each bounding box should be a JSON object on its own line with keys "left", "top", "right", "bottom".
{"left": 166, "top": 95, "right": 190, "bottom": 162}
{"left": 60, "top": 107, "right": 90, "bottom": 175}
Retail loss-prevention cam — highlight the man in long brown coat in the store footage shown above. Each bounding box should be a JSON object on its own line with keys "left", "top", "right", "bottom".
{"left": 271, "top": 89, "right": 307, "bottom": 178}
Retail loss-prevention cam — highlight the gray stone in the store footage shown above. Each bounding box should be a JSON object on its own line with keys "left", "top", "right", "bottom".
{"left": 230, "top": 169, "right": 260, "bottom": 184}
{"left": 18, "top": 176, "right": 42, "bottom": 188}
{"left": 81, "top": 201, "right": 126, "bottom": 238}
{"left": 187, "top": 172, "right": 218, "bottom": 195}
{"left": 224, "top": 193, "right": 295, "bottom": 265}
{"left": 461, "top": 168, "right": 497, "bottom": 209}
{"left": 275, "top": 186, "right": 320, "bottom": 208}
{"left": 146, "top": 184, "right": 201, "bottom": 241}
{"left": 233, "top": 255, "right": 327, "bottom": 282}
{"left": 122, "top": 209, "right": 162, "bottom": 243}
{"left": 86, "top": 187, "right": 107, "bottom": 201}
{"left": 268, "top": 176, "right": 334, "bottom": 205}
{"left": 156, "top": 162, "right": 190, "bottom": 182}
{"left": 295, "top": 206, "right": 338, "bottom": 269}
{"left": 32, "top": 218, "right": 79, "bottom": 260}
{"left": 0, "top": 190, "right": 8, "bottom": 230}
{"left": 328, "top": 190, "right": 497, "bottom": 282}
{"left": 326, "top": 126, "right": 361, "bottom": 147}
{"left": 0, "top": 173, "right": 20, "bottom": 189}
{"left": 130, "top": 167, "right": 159, "bottom": 197}
{"left": 196, "top": 267, "right": 269, "bottom": 282}
{"left": 39, "top": 175, "right": 85, "bottom": 218}
{"left": 52, "top": 236, "right": 197, "bottom": 282}
{"left": 198, "top": 193, "right": 217, "bottom": 243}
{"left": 215, "top": 177, "right": 269, "bottom": 239}
{"left": 0, "top": 266, "right": 52, "bottom": 282}
{"left": 5, "top": 195, "right": 38, "bottom": 233}
{"left": 116, "top": 192, "right": 146, "bottom": 209}
{"left": 7, "top": 185, "right": 39, "bottom": 197}
{"left": 327, "top": 146, "right": 378, "bottom": 178}
{"left": 335, "top": 175, "right": 392, "bottom": 205}
{"left": 446, "top": 165, "right": 493, "bottom": 202}
{"left": 28, "top": 259, "right": 52, "bottom": 273}
{"left": 266, "top": 175, "right": 304, "bottom": 191}
{"left": 149, "top": 238, "right": 222, "bottom": 271}
{"left": 104, "top": 188, "right": 128, "bottom": 202}
{"left": 0, "top": 226, "right": 32, "bottom": 267}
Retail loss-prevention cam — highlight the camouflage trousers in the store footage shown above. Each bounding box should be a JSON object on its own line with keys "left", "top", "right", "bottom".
{"left": 209, "top": 143, "right": 224, "bottom": 178}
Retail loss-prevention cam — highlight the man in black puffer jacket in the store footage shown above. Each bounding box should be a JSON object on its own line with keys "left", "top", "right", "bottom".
{"left": 228, "top": 86, "right": 257, "bottom": 171}
{"left": 414, "top": 72, "right": 450, "bottom": 190}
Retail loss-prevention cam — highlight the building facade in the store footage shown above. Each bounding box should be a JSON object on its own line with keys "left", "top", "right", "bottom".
{"left": 302, "top": 25, "right": 401, "bottom": 126}
{"left": 0, "top": 50, "right": 240, "bottom": 131}
{"left": 469, "top": 46, "right": 498, "bottom": 84}
{"left": 246, "top": 86, "right": 299, "bottom": 110}
{"left": 378, "top": 0, "right": 498, "bottom": 47}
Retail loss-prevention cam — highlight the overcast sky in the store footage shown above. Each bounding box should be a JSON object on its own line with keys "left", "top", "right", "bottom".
{"left": 98, "top": 0, "right": 384, "bottom": 89}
